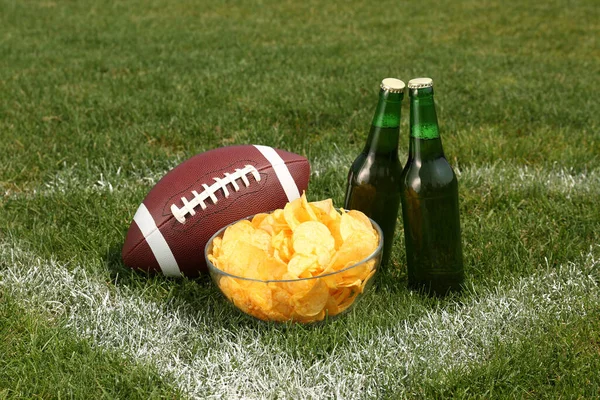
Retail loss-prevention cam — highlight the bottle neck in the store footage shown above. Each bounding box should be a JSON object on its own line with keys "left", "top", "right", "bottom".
{"left": 408, "top": 87, "right": 444, "bottom": 160}
{"left": 363, "top": 89, "right": 403, "bottom": 156}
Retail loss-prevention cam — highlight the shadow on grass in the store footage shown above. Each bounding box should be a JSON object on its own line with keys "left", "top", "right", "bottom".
{"left": 101, "top": 243, "right": 256, "bottom": 329}
{"left": 101, "top": 242, "right": 466, "bottom": 338}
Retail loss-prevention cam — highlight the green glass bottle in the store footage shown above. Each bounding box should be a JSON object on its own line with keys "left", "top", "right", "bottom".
{"left": 399, "top": 77, "right": 464, "bottom": 295}
{"left": 344, "top": 78, "right": 405, "bottom": 268}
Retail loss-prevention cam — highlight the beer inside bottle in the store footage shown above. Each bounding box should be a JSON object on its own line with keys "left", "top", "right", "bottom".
{"left": 344, "top": 78, "right": 405, "bottom": 268}
{"left": 400, "top": 77, "right": 464, "bottom": 295}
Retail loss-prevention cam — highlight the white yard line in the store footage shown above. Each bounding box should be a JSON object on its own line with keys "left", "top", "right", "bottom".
{"left": 456, "top": 163, "right": 600, "bottom": 197}
{"left": 4, "top": 158, "right": 598, "bottom": 200}
{"left": 1, "top": 159, "right": 182, "bottom": 199}
{"left": 1, "top": 243, "right": 598, "bottom": 399}
{"left": 313, "top": 153, "right": 600, "bottom": 196}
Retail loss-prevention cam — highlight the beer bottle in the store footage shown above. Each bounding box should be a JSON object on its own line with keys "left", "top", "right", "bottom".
{"left": 399, "top": 77, "right": 464, "bottom": 295}
{"left": 344, "top": 78, "right": 405, "bottom": 268}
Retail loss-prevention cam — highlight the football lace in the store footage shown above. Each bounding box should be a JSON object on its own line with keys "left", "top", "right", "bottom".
{"left": 171, "top": 165, "right": 261, "bottom": 224}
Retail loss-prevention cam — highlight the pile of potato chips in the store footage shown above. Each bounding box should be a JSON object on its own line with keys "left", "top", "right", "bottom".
{"left": 207, "top": 193, "right": 380, "bottom": 323}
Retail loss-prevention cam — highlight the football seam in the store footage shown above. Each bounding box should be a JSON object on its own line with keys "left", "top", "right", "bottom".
{"left": 170, "top": 164, "right": 262, "bottom": 224}
{"left": 162, "top": 158, "right": 259, "bottom": 217}
{"left": 123, "top": 158, "right": 307, "bottom": 260}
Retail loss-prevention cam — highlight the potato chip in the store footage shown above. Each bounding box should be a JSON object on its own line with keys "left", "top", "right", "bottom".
{"left": 219, "top": 276, "right": 246, "bottom": 306}
{"left": 295, "top": 309, "right": 326, "bottom": 323}
{"left": 210, "top": 236, "right": 223, "bottom": 258}
{"left": 269, "top": 282, "right": 293, "bottom": 318}
{"left": 331, "top": 287, "right": 352, "bottom": 307}
{"left": 337, "top": 289, "right": 360, "bottom": 313}
{"left": 292, "top": 278, "right": 329, "bottom": 317}
{"left": 281, "top": 271, "right": 316, "bottom": 296}
{"left": 327, "top": 218, "right": 344, "bottom": 250}
{"left": 340, "top": 211, "right": 377, "bottom": 242}
{"left": 283, "top": 198, "right": 310, "bottom": 230}
{"left": 258, "top": 209, "right": 289, "bottom": 236}
{"left": 208, "top": 193, "right": 381, "bottom": 323}
{"left": 222, "top": 219, "right": 255, "bottom": 244}
{"left": 309, "top": 198, "right": 335, "bottom": 216}
{"left": 262, "top": 307, "right": 288, "bottom": 322}
{"left": 250, "top": 228, "right": 272, "bottom": 253}
{"left": 219, "top": 221, "right": 266, "bottom": 262}
{"left": 323, "top": 293, "right": 341, "bottom": 316}
{"left": 245, "top": 281, "right": 273, "bottom": 311}
{"left": 271, "top": 230, "right": 293, "bottom": 263}
{"left": 360, "top": 267, "right": 377, "bottom": 293}
{"left": 219, "top": 278, "right": 273, "bottom": 321}
{"left": 323, "top": 286, "right": 360, "bottom": 316}
{"left": 329, "top": 230, "right": 378, "bottom": 271}
{"left": 322, "top": 261, "right": 368, "bottom": 291}
{"left": 272, "top": 209, "right": 287, "bottom": 224}
{"left": 257, "top": 255, "right": 288, "bottom": 281}
{"left": 292, "top": 221, "right": 335, "bottom": 256}
{"left": 287, "top": 253, "right": 320, "bottom": 278}
{"left": 219, "top": 241, "right": 266, "bottom": 279}
{"left": 251, "top": 213, "right": 269, "bottom": 228}
{"left": 301, "top": 193, "right": 320, "bottom": 221}
{"left": 347, "top": 209, "right": 373, "bottom": 230}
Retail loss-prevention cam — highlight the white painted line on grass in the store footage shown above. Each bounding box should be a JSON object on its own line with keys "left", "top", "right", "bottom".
{"left": 456, "top": 163, "right": 600, "bottom": 197}
{"left": 312, "top": 154, "right": 600, "bottom": 197}
{"left": 1, "top": 243, "right": 598, "bottom": 399}
{"left": 3, "top": 159, "right": 599, "bottom": 200}
{"left": 1, "top": 159, "right": 182, "bottom": 199}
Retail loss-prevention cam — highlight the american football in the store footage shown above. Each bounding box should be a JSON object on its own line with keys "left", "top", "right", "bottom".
{"left": 122, "top": 144, "right": 310, "bottom": 277}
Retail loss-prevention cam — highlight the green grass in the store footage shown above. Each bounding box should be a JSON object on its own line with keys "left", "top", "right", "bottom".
{"left": 436, "top": 312, "right": 600, "bottom": 398}
{"left": 0, "top": 292, "right": 183, "bottom": 399}
{"left": 1, "top": 0, "right": 599, "bottom": 398}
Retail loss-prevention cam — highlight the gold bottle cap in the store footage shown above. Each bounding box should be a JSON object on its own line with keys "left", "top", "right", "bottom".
{"left": 407, "top": 77, "right": 433, "bottom": 89}
{"left": 380, "top": 78, "right": 406, "bottom": 93}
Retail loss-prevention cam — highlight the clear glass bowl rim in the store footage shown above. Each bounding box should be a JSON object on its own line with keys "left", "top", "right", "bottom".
{"left": 204, "top": 213, "right": 383, "bottom": 284}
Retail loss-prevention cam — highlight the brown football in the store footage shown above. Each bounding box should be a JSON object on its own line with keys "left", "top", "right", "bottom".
{"left": 122, "top": 145, "right": 310, "bottom": 277}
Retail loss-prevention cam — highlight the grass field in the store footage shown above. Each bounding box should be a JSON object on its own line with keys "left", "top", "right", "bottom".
{"left": 1, "top": 0, "right": 599, "bottom": 398}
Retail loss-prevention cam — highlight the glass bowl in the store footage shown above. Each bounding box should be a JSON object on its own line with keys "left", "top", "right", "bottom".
{"left": 205, "top": 214, "right": 383, "bottom": 324}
